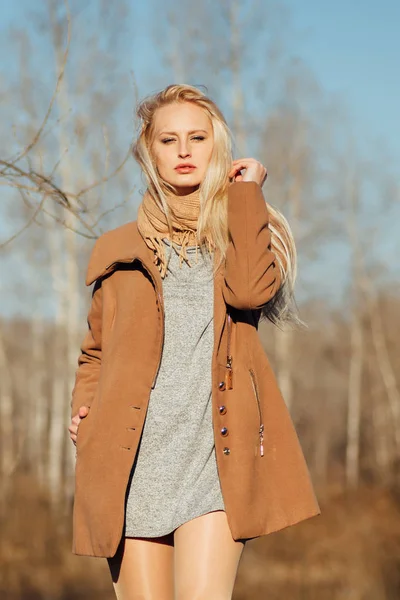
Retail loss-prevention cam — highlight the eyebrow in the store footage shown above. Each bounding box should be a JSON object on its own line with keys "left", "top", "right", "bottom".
{"left": 158, "top": 129, "right": 209, "bottom": 136}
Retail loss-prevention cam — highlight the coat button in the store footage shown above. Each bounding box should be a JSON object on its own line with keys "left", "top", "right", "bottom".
{"left": 221, "top": 427, "right": 228, "bottom": 436}
{"left": 223, "top": 447, "right": 230, "bottom": 455}
{"left": 219, "top": 405, "right": 227, "bottom": 415}
{"left": 218, "top": 381, "right": 226, "bottom": 391}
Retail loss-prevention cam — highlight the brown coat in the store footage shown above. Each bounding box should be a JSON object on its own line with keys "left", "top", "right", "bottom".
{"left": 71, "top": 181, "right": 320, "bottom": 558}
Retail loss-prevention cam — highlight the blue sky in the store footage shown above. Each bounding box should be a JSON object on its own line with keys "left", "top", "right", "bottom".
{"left": 1, "top": 0, "right": 398, "bottom": 164}
{"left": 285, "top": 0, "right": 400, "bottom": 163}
{"left": 0, "top": 0, "right": 399, "bottom": 316}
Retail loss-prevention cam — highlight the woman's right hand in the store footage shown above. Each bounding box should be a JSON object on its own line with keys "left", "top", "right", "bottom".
{"left": 69, "top": 405, "right": 90, "bottom": 446}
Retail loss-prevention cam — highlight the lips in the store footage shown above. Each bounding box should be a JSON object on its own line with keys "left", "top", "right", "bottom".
{"left": 175, "top": 164, "right": 196, "bottom": 172}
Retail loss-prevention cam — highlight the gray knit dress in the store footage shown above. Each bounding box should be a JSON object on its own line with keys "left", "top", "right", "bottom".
{"left": 124, "top": 238, "right": 225, "bottom": 537}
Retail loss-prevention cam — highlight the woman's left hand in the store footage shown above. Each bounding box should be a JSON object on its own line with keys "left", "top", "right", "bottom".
{"left": 228, "top": 158, "right": 267, "bottom": 186}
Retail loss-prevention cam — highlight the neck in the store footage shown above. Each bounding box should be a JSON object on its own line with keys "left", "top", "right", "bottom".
{"left": 169, "top": 184, "right": 200, "bottom": 197}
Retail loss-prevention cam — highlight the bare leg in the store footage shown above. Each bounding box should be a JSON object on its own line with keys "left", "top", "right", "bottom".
{"left": 174, "top": 510, "right": 246, "bottom": 600}
{"left": 107, "top": 533, "right": 175, "bottom": 600}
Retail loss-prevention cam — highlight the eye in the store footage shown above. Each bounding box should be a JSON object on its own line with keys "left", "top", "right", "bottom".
{"left": 161, "top": 135, "right": 206, "bottom": 144}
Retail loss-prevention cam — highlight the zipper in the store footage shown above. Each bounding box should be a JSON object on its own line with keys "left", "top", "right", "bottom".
{"left": 104, "top": 257, "right": 165, "bottom": 389}
{"left": 225, "top": 311, "right": 233, "bottom": 390}
{"left": 249, "top": 367, "right": 264, "bottom": 457}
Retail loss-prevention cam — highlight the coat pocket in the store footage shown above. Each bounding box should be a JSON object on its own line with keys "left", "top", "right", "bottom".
{"left": 248, "top": 368, "right": 265, "bottom": 457}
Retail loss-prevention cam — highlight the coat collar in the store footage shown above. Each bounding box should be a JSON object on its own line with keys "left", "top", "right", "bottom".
{"left": 86, "top": 219, "right": 224, "bottom": 290}
{"left": 85, "top": 220, "right": 160, "bottom": 287}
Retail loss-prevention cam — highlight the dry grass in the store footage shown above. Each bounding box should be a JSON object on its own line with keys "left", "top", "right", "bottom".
{"left": 1, "top": 477, "right": 400, "bottom": 599}
{"left": 234, "top": 485, "right": 400, "bottom": 600}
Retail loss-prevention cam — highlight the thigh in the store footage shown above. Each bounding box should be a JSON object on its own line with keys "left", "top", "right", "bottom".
{"left": 174, "top": 510, "right": 246, "bottom": 600}
{"left": 107, "top": 533, "right": 175, "bottom": 600}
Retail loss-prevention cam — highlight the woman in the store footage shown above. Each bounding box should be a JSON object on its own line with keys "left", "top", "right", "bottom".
{"left": 68, "top": 83, "right": 320, "bottom": 599}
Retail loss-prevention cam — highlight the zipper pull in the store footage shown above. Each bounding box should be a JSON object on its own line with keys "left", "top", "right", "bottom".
{"left": 259, "top": 424, "right": 264, "bottom": 457}
{"left": 225, "top": 312, "right": 233, "bottom": 390}
{"left": 225, "top": 355, "right": 233, "bottom": 390}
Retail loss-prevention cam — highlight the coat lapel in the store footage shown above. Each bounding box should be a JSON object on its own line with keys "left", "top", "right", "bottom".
{"left": 85, "top": 220, "right": 227, "bottom": 356}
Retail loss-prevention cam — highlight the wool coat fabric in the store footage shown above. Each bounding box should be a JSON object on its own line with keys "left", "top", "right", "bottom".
{"left": 71, "top": 180, "right": 321, "bottom": 558}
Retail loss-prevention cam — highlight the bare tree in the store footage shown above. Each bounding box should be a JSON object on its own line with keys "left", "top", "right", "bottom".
{"left": 0, "top": 0, "right": 137, "bottom": 510}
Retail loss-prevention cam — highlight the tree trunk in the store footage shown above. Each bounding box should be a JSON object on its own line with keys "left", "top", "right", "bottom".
{"left": 346, "top": 310, "right": 363, "bottom": 489}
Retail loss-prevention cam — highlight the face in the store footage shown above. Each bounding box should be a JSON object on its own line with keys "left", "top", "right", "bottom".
{"left": 150, "top": 102, "right": 214, "bottom": 195}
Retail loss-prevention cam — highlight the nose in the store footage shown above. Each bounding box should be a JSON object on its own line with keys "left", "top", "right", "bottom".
{"left": 178, "top": 139, "right": 191, "bottom": 158}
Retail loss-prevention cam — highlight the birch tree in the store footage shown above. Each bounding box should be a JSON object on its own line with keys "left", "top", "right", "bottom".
{"left": 346, "top": 197, "right": 363, "bottom": 489}
{"left": 0, "top": 0, "right": 136, "bottom": 510}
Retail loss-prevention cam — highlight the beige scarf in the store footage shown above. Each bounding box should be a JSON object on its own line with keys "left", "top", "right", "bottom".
{"left": 136, "top": 186, "right": 215, "bottom": 278}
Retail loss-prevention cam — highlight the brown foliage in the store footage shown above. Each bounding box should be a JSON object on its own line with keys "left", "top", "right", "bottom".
{"left": 1, "top": 477, "right": 400, "bottom": 599}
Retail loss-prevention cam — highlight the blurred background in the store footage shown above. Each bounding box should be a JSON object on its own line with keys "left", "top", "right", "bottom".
{"left": 1, "top": 0, "right": 399, "bottom": 598}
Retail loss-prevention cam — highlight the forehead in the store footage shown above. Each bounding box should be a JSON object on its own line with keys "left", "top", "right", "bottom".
{"left": 153, "top": 102, "right": 212, "bottom": 134}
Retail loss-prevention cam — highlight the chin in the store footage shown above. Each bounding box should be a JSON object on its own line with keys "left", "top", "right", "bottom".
{"left": 168, "top": 174, "right": 203, "bottom": 190}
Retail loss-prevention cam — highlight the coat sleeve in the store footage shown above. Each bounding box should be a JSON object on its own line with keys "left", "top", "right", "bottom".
{"left": 70, "top": 279, "right": 102, "bottom": 419}
{"left": 222, "top": 181, "right": 282, "bottom": 310}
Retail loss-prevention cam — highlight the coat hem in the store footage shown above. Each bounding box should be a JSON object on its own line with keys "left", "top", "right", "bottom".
{"left": 72, "top": 507, "right": 321, "bottom": 558}
{"left": 231, "top": 507, "right": 321, "bottom": 542}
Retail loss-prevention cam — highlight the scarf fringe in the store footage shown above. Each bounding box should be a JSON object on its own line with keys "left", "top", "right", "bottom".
{"left": 144, "top": 230, "right": 212, "bottom": 278}
{"left": 137, "top": 188, "right": 214, "bottom": 278}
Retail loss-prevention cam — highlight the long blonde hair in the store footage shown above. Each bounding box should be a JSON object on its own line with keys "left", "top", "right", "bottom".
{"left": 132, "top": 83, "right": 302, "bottom": 328}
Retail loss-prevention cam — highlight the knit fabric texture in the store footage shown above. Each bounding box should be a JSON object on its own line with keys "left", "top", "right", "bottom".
{"left": 136, "top": 186, "right": 215, "bottom": 279}
{"left": 124, "top": 238, "right": 225, "bottom": 537}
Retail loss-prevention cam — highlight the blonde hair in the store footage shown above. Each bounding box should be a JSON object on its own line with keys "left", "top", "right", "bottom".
{"left": 132, "top": 83, "right": 302, "bottom": 328}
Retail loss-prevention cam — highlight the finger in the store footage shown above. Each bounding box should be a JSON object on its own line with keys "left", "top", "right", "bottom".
{"left": 229, "top": 160, "right": 252, "bottom": 170}
{"left": 228, "top": 165, "right": 245, "bottom": 177}
{"left": 68, "top": 424, "right": 79, "bottom": 437}
{"left": 228, "top": 160, "right": 256, "bottom": 177}
{"left": 231, "top": 158, "right": 257, "bottom": 164}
